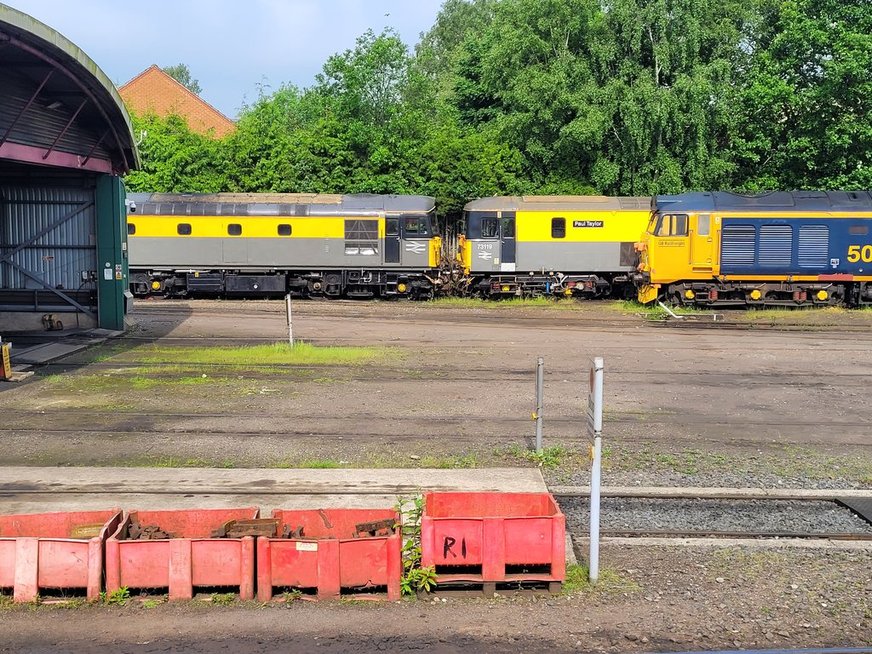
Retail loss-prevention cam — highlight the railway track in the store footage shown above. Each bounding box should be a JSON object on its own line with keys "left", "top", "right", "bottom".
{"left": 554, "top": 495, "right": 872, "bottom": 542}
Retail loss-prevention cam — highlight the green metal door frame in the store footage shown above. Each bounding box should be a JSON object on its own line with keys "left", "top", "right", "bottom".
{"left": 95, "top": 175, "right": 128, "bottom": 330}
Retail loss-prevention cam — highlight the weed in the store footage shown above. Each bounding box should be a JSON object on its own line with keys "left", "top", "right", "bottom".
{"left": 141, "top": 599, "right": 162, "bottom": 609}
{"left": 396, "top": 495, "right": 437, "bottom": 596}
{"left": 0, "top": 594, "right": 13, "bottom": 609}
{"left": 562, "top": 564, "right": 641, "bottom": 595}
{"left": 134, "top": 342, "right": 392, "bottom": 367}
{"left": 211, "top": 593, "right": 236, "bottom": 606}
{"left": 427, "top": 296, "right": 583, "bottom": 310}
{"left": 507, "top": 444, "right": 567, "bottom": 469}
{"left": 104, "top": 587, "right": 130, "bottom": 606}
{"left": 299, "top": 459, "right": 341, "bottom": 469}
{"left": 282, "top": 589, "right": 303, "bottom": 603}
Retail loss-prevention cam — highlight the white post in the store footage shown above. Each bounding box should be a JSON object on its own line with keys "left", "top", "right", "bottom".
{"left": 587, "top": 357, "right": 604, "bottom": 584}
{"left": 285, "top": 293, "right": 294, "bottom": 346}
{"left": 535, "top": 356, "right": 544, "bottom": 453}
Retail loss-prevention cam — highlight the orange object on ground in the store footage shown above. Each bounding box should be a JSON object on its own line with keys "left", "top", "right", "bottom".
{"left": 105, "top": 507, "right": 258, "bottom": 600}
{"left": 421, "top": 492, "right": 565, "bottom": 586}
{"left": 257, "top": 508, "right": 402, "bottom": 601}
{"left": 0, "top": 509, "right": 122, "bottom": 602}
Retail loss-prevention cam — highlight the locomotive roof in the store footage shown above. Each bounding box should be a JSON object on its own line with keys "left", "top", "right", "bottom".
{"left": 464, "top": 196, "right": 652, "bottom": 212}
{"left": 127, "top": 193, "right": 435, "bottom": 215}
{"left": 655, "top": 191, "right": 872, "bottom": 213}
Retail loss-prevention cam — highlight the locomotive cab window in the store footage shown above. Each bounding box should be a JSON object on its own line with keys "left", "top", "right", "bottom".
{"left": 655, "top": 214, "right": 688, "bottom": 237}
{"left": 403, "top": 216, "right": 430, "bottom": 237}
{"left": 386, "top": 218, "right": 399, "bottom": 236}
{"left": 696, "top": 214, "right": 710, "bottom": 236}
{"left": 551, "top": 217, "right": 566, "bottom": 239}
{"left": 177, "top": 223, "right": 192, "bottom": 235}
{"left": 481, "top": 217, "right": 499, "bottom": 238}
{"left": 501, "top": 217, "right": 515, "bottom": 238}
{"left": 127, "top": 223, "right": 136, "bottom": 235}
{"left": 277, "top": 224, "right": 292, "bottom": 236}
{"left": 227, "top": 223, "right": 242, "bottom": 236}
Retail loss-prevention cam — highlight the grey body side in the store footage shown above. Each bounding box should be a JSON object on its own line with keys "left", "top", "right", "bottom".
{"left": 469, "top": 240, "right": 631, "bottom": 274}
{"left": 129, "top": 236, "right": 431, "bottom": 271}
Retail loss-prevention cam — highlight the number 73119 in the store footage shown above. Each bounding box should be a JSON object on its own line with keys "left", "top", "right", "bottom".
{"left": 847, "top": 245, "right": 872, "bottom": 263}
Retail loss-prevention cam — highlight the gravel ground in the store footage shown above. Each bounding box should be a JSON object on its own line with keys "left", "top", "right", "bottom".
{"left": 559, "top": 497, "right": 872, "bottom": 535}
{"left": 549, "top": 468, "right": 872, "bottom": 490}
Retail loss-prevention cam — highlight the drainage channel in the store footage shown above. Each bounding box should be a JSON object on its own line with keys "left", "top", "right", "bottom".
{"left": 554, "top": 496, "right": 872, "bottom": 541}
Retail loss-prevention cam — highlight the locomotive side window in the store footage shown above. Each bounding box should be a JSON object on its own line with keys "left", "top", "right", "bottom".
{"left": 177, "top": 223, "right": 192, "bottom": 235}
{"left": 345, "top": 219, "right": 379, "bottom": 256}
{"left": 386, "top": 218, "right": 399, "bottom": 236}
{"left": 481, "top": 218, "right": 499, "bottom": 238}
{"left": 127, "top": 223, "right": 136, "bottom": 235}
{"left": 551, "top": 217, "right": 566, "bottom": 239}
{"left": 227, "top": 223, "right": 242, "bottom": 236}
{"left": 697, "top": 214, "right": 710, "bottom": 236}
{"left": 277, "top": 224, "right": 292, "bottom": 236}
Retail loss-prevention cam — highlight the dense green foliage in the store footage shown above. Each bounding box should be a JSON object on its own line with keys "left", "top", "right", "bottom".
{"left": 126, "top": 0, "right": 871, "bottom": 214}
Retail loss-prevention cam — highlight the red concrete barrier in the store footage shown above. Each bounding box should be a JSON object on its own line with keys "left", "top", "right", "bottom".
{"left": 0, "top": 509, "right": 121, "bottom": 602}
{"left": 105, "top": 508, "right": 258, "bottom": 600}
{"left": 257, "top": 508, "right": 401, "bottom": 601}
{"left": 421, "top": 492, "right": 565, "bottom": 587}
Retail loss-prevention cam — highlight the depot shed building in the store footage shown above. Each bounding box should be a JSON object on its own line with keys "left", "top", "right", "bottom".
{"left": 0, "top": 5, "right": 138, "bottom": 332}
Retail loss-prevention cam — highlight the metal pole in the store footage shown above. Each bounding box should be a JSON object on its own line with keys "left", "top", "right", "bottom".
{"left": 587, "top": 357, "right": 604, "bottom": 584}
{"left": 589, "top": 433, "right": 602, "bottom": 583}
{"left": 285, "top": 293, "right": 294, "bottom": 346}
{"left": 535, "top": 356, "right": 544, "bottom": 453}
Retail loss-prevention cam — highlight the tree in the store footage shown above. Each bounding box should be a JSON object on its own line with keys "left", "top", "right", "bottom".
{"left": 163, "top": 63, "right": 202, "bottom": 95}
{"left": 733, "top": 0, "right": 872, "bottom": 190}
{"left": 125, "top": 112, "right": 228, "bottom": 192}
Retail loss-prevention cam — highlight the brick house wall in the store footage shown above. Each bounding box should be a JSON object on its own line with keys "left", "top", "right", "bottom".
{"left": 119, "top": 65, "right": 235, "bottom": 138}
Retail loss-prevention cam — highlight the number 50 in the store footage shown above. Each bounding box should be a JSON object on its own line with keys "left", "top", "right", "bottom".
{"left": 847, "top": 245, "right": 872, "bottom": 263}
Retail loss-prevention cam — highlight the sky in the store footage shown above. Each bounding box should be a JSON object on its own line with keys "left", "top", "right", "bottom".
{"left": 5, "top": 0, "right": 445, "bottom": 119}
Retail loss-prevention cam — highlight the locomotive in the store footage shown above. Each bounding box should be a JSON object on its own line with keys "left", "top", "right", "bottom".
{"left": 461, "top": 195, "right": 650, "bottom": 298}
{"left": 635, "top": 191, "right": 872, "bottom": 307}
{"left": 126, "top": 193, "right": 442, "bottom": 299}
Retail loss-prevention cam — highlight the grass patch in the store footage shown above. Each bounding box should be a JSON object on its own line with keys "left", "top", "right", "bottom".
{"left": 133, "top": 342, "right": 391, "bottom": 366}
{"left": 298, "top": 459, "right": 341, "bottom": 469}
{"left": 119, "top": 456, "right": 237, "bottom": 468}
{"left": 426, "top": 296, "right": 584, "bottom": 310}
{"left": 563, "top": 564, "right": 640, "bottom": 595}
{"left": 505, "top": 444, "right": 567, "bottom": 469}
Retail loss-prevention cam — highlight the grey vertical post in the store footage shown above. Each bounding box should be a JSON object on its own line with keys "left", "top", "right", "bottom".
{"left": 285, "top": 293, "right": 294, "bottom": 346}
{"left": 587, "top": 357, "right": 604, "bottom": 583}
{"left": 535, "top": 356, "right": 544, "bottom": 453}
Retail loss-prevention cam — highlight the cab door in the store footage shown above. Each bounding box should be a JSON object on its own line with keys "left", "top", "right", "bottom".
{"left": 385, "top": 216, "right": 400, "bottom": 264}
{"left": 690, "top": 213, "right": 714, "bottom": 272}
{"left": 500, "top": 213, "right": 516, "bottom": 272}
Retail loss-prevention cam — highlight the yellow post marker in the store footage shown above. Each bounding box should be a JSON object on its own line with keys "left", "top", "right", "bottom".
{"left": 0, "top": 342, "right": 11, "bottom": 380}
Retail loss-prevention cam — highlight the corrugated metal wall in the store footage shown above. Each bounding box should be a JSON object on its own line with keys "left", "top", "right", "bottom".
{"left": 0, "top": 185, "right": 96, "bottom": 296}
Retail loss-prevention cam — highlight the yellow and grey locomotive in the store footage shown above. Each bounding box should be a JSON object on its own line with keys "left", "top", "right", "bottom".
{"left": 460, "top": 196, "right": 651, "bottom": 297}
{"left": 127, "top": 193, "right": 441, "bottom": 299}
